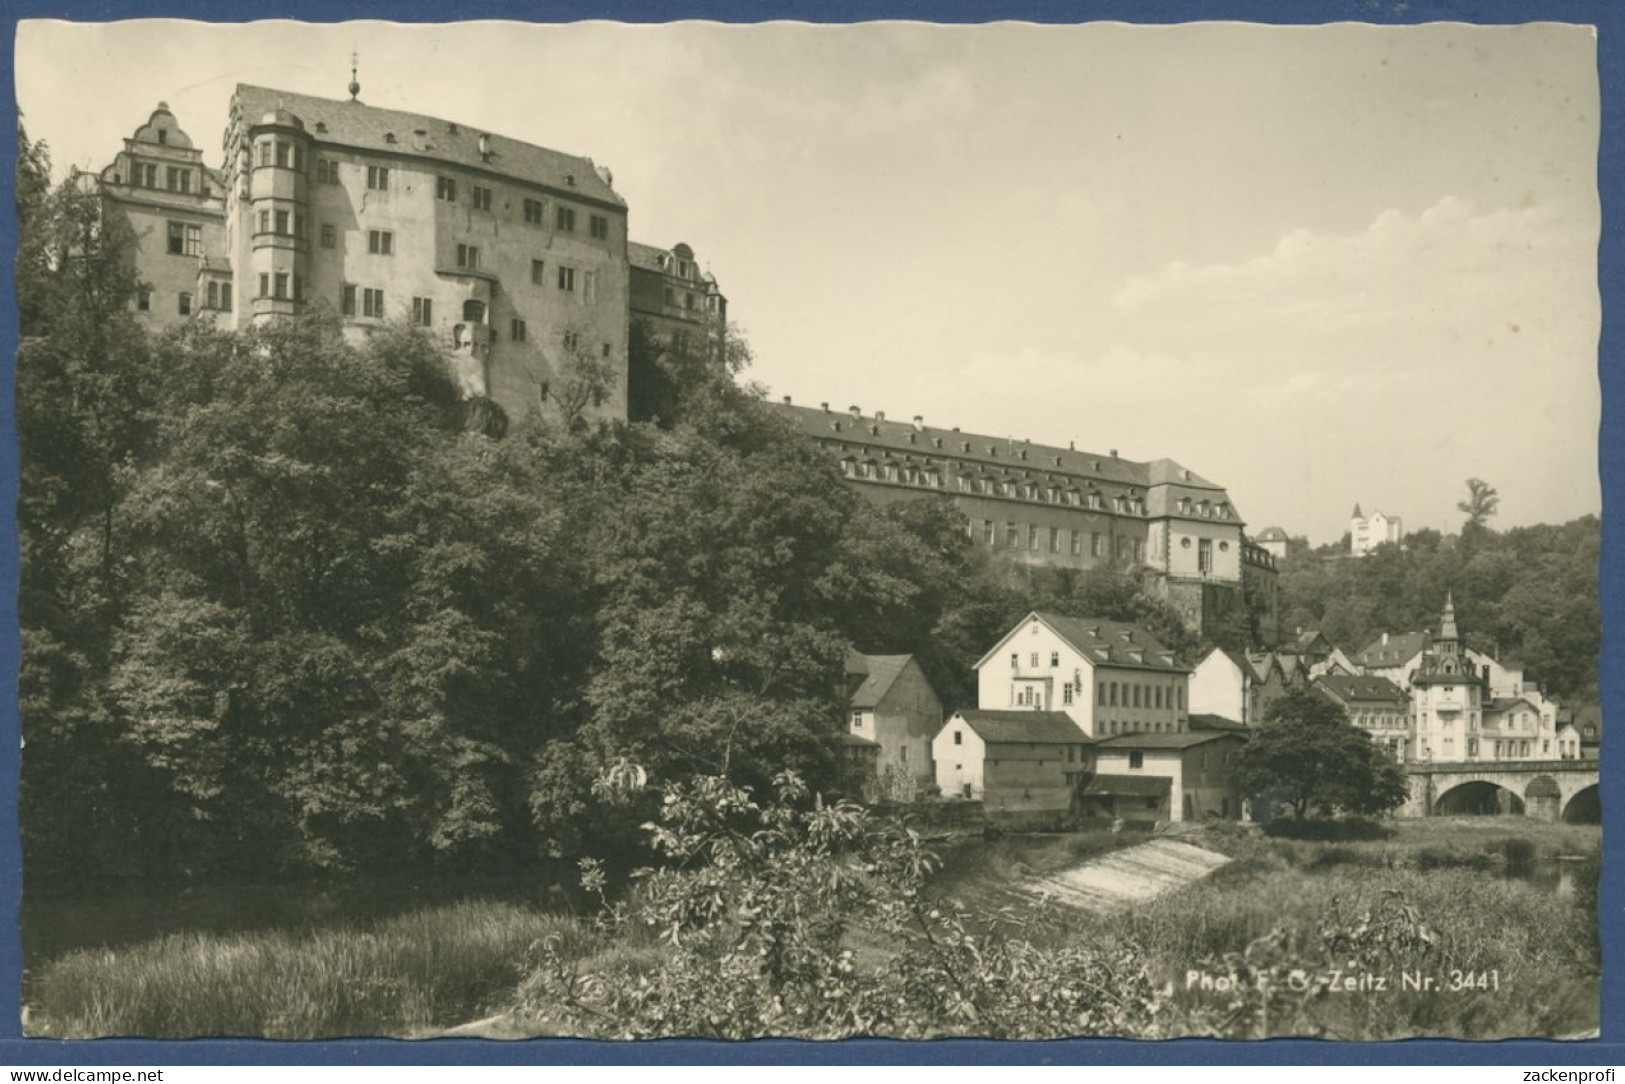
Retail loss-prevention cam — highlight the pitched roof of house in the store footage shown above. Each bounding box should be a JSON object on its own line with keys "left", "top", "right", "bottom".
{"left": 1097, "top": 730, "right": 1243, "bottom": 751}
{"left": 1254, "top": 526, "right": 1290, "bottom": 542}
{"left": 1035, "top": 612, "right": 1188, "bottom": 673}
{"left": 763, "top": 403, "right": 1242, "bottom": 524}
{"left": 951, "top": 710, "right": 1092, "bottom": 745}
{"left": 1352, "top": 631, "right": 1432, "bottom": 669}
{"left": 232, "top": 84, "right": 625, "bottom": 208}
{"left": 1314, "top": 674, "right": 1408, "bottom": 705}
{"left": 1188, "top": 713, "right": 1250, "bottom": 732}
{"left": 1573, "top": 705, "right": 1603, "bottom": 742}
{"left": 1081, "top": 773, "right": 1171, "bottom": 797}
{"left": 1485, "top": 696, "right": 1542, "bottom": 716}
{"left": 845, "top": 651, "right": 915, "bottom": 710}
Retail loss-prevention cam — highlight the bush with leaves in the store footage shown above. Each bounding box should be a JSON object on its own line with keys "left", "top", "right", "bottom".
{"left": 518, "top": 769, "right": 1166, "bottom": 1039}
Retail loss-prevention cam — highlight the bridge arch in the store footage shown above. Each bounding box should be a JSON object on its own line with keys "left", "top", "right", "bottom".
{"left": 1562, "top": 784, "right": 1601, "bottom": 825}
{"left": 1434, "top": 780, "right": 1525, "bottom": 816}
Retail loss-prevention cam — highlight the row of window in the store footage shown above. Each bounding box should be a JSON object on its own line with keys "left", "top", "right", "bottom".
{"left": 129, "top": 161, "right": 198, "bottom": 195}
{"left": 1097, "top": 680, "right": 1184, "bottom": 711}
{"left": 136, "top": 287, "right": 228, "bottom": 316}
{"left": 436, "top": 174, "right": 610, "bottom": 237}
{"left": 841, "top": 457, "right": 1148, "bottom": 515}
{"left": 981, "top": 520, "right": 1143, "bottom": 562}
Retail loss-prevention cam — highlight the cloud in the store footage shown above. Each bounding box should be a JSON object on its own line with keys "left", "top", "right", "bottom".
{"left": 1110, "top": 196, "right": 1595, "bottom": 348}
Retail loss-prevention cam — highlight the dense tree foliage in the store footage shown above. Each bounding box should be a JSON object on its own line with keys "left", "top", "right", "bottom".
{"left": 1234, "top": 690, "right": 1410, "bottom": 820}
{"left": 1275, "top": 508, "right": 1599, "bottom": 704}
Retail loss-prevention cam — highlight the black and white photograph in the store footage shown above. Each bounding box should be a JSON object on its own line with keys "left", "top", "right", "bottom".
{"left": 12, "top": 17, "right": 1604, "bottom": 1043}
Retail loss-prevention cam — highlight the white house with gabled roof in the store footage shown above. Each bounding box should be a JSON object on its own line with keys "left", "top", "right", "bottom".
{"left": 973, "top": 611, "right": 1191, "bottom": 739}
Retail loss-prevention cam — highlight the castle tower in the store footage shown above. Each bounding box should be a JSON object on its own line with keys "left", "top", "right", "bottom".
{"left": 1436, "top": 591, "right": 1460, "bottom": 655}
{"left": 243, "top": 106, "right": 314, "bottom": 323}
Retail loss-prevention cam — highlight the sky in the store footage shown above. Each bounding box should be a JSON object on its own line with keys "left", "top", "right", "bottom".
{"left": 15, "top": 19, "right": 1602, "bottom": 544}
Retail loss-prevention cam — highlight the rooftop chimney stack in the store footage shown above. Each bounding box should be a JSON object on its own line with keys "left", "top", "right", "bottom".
{"left": 913, "top": 415, "right": 924, "bottom": 431}
{"left": 875, "top": 410, "right": 886, "bottom": 423}
{"left": 849, "top": 405, "right": 862, "bottom": 420}
{"left": 782, "top": 396, "right": 792, "bottom": 405}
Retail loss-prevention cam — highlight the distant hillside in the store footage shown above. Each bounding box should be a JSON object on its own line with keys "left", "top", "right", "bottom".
{"left": 1274, "top": 516, "right": 1600, "bottom": 704}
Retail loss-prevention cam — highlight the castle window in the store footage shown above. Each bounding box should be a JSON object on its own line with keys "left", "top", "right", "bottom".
{"left": 531, "top": 259, "right": 545, "bottom": 285}
{"left": 320, "top": 224, "right": 336, "bottom": 248}
{"left": 258, "top": 142, "right": 272, "bottom": 168}
{"left": 583, "top": 270, "right": 598, "bottom": 304}
{"left": 983, "top": 520, "right": 995, "bottom": 545}
{"left": 340, "top": 284, "right": 356, "bottom": 315}
{"left": 1005, "top": 523, "right": 1019, "bottom": 548}
{"left": 557, "top": 265, "right": 576, "bottom": 292}
{"left": 456, "top": 244, "right": 479, "bottom": 270}
{"left": 602, "top": 343, "right": 613, "bottom": 359}
{"left": 275, "top": 142, "right": 290, "bottom": 168}
{"left": 462, "top": 300, "right": 486, "bottom": 323}
{"left": 136, "top": 287, "right": 150, "bottom": 311}
{"left": 437, "top": 176, "right": 458, "bottom": 202}
{"left": 1049, "top": 527, "right": 1061, "bottom": 553}
{"left": 366, "top": 165, "right": 389, "bottom": 191}
{"left": 317, "top": 160, "right": 337, "bottom": 184}
{"left": 219, "top": 285, "right": 231, "bottom": 313}
{"left": 177, "top": 292, "right": 191, "bottom": 316}
{"left": 368, "top": 230, "right": 394, "bottom": 256}
{"left": 1092, "top": 533, "right": 1103, "bottom": 557}
{"left": 183, "top": 224, "right": 202, "bottom": 256}
{"left": 471, "top": 185, "right": 492, "bottom": 212}
{"left": 257, "top": 210, "right": 270, "bottom": 235}
{"left": 274, "top": 273, "right": 288, "bottom": 300}
{"left": 510, "top": 318, "right": 527, "bottom": 342}
{"left": 1071, "top": 530, "right": 1082, "bottom": 555}
{"left": 555, "top": 205, "right": 576, "bottom": 232}
{"left": 157, "top": 128, "right": 167, "bottom": 144}
{"left": 1134, "top": 540, "right": 1145, "bottom": 563}
{"left": 362, "top": 288, "right": 385, "bottom": 318}
{"left": 523, "top": 198, "right": 544, "bottom": 224}
{"left": 1129, "top": 752, "right": 1143, "bottom": 770}
{"left": 275, "top": 210, "right": 290, "bottom": 235}
{"left": 590, "top": 214, "right": 609, "bottom": 239}
{"left": 563, "top": 330, "right": 580, "bottom": 351}
{"left": 167, "top": 222, "right": 185, "bottom": 255}
{"left": 411, "top": 297, "right": 433, "bottom": 327}
{"left": 685, "top": 292, "right": 696, "bottom": 310}
{"left": 206, "top": 282, "right": 218, "bottom": 309}
{"left": 1063, "top": 684, "right": 1074, "bottom": 706}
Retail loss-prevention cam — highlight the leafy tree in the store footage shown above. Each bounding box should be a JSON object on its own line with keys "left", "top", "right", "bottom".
{"left": 523, "top": 770, "right": 1164, "bottom": 1038}
{"left": 1458, "top": 477, "right": 1500, "bottom": 530}
{"left": 1234, "top": 689, "right": 1409, "bottom": 820}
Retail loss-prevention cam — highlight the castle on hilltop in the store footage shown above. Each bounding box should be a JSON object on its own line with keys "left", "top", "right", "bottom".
{"left": 91, "top": 83, "right": 726, "bottom": 426}
{"left": 90, "top": 83, "right": 1271, "bottom": 640}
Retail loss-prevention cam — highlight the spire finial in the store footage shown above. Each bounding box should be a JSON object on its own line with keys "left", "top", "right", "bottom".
{"left": 348, "top": 49, "right": 361, "bottom": 101}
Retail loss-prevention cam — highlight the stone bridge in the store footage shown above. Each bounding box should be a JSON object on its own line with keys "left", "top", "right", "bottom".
{"left": 1402, "top": 760, "right": 1600, "bottom": 821}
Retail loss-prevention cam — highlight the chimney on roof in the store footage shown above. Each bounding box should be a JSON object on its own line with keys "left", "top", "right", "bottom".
{"left": 1110, "top": 449, "right": 1119, "bottom": 458}
{"left": 1382, "top": 632, "right": 1389, "bottom": 645}
{"left": 849, "top": 405, "right": 861, "bottom": 420}
{"left": 875, "top": 410, "right": 886, "bottom": 423}
{"left": 1069, "top": 441, "right": 1075, "bottom": 450}
{"left": 478, "top": 134, "right": 492, "bottom": 161}
{"left": 913, "top": 415, "right": 923, "bottom": 431}
{"left": 781, "top": 396, "right": 792, "bottom": 405}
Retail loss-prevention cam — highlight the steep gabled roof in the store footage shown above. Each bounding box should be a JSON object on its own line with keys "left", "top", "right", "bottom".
{"left": 846, "top": 651, "right": 915, "bottom": 710}
{"left": 232, "top": 84, "right": 625, "bottom": 208}
{"left": 1254, "top": 526, "right": 1290, "bottom": 543}
{"left": 950, "top": 709, "right": 1092, "bottom": 745}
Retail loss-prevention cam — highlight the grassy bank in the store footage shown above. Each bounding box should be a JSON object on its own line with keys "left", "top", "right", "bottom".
{"left": 30, "top": 818, "right": 1600, "bottom": 1040}
{"left": 29, "top": 900, "right": 598, "bottom": 1039}
{"left": 987, "top": 820, "right": 1602, "bottom": 1039}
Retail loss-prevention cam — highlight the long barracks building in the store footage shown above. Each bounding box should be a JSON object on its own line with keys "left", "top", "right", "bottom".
{"left": 768, "top": 399, "right": 1280, "bottom": 641}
